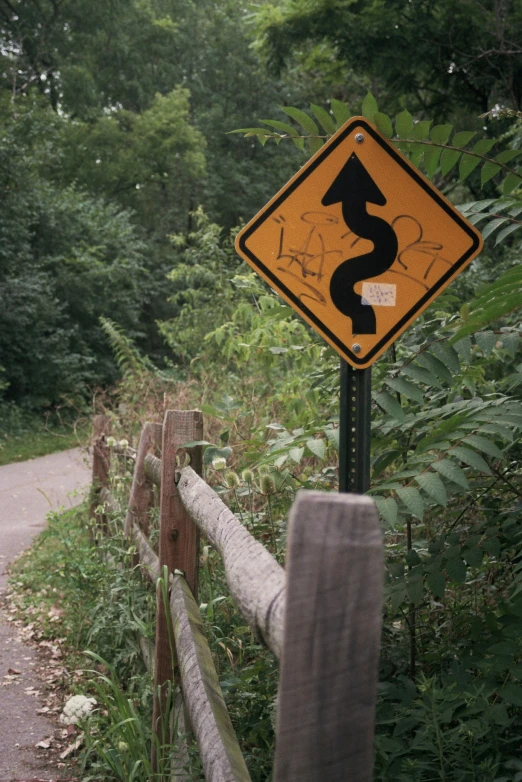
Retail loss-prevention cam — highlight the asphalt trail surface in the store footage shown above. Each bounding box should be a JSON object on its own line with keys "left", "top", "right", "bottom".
{"left": 0, "top": 448, "right": 90, "bottom": 781}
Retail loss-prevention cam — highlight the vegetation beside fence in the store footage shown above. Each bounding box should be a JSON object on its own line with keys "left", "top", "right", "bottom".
{"left": 90, "top": 412, "right": 384, "bottom": 781}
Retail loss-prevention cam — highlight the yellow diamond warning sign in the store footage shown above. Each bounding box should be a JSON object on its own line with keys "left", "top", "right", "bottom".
{"left": 235, "top": 117, "right": 483, "bottom": 368}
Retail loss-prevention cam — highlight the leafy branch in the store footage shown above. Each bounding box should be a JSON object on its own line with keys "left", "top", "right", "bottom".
{"left": 231, "top": 92, "right": 522, "bottom": 195}
{"left": 232, "top": 92, "right": 522, "bottom": 336}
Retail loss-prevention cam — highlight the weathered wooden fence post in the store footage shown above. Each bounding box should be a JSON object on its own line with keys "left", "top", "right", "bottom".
{"left": 89, "top": 414, "right": 112, "bottom": 537}
{"left": 151, "top": 410, "right": 203, "bottom": 775}
{"left": 274, "top": 491, "right": 383, "bottom": 782}
{"left": 124, "top": 422, "right": 163, "bottom": 552}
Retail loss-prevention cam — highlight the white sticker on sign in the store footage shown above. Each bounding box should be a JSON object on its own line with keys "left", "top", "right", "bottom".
{"left": 361, "top": 282, "right": 396, "bottom": 307}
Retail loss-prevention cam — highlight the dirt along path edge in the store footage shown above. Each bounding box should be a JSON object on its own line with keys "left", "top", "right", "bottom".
{"left": 0, "top": 448, "right": 91, "bottom": 781}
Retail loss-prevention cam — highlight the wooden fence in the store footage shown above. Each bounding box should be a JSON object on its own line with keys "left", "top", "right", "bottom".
{"left": 90, "top": 411, "right": 384, "bottom": 782}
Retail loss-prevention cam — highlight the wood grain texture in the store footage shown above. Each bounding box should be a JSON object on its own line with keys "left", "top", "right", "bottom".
{"left": 177, "top": 466, "right": 286, "bottom": 659}
{"left": 90, "top": 414, "right": 112, "bottom": 534}
{"left": 124, "top": 422, "right": 162, "bottom": 538}
{"left": 274, "top": 491, "right": 383, "bottom": 782}
{"left": 152, "top": 410, "right": 203, "bottom": 772}
{"left": 144, "top": 452, "right": 162, "bottom": 487}
{"left": 170, "top": 574, "right": 252, "bottom": 782}
{"left": 131, "top": 521, "right": 160, "bottom": 582}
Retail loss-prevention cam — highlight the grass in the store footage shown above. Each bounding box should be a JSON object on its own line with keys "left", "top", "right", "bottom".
{"left": 7, "top": 499, "right": 160, "bottom": 778}
{"left": 7, "top": 474, "right": 277, "bottom": 781}
{"left": 0, "top": 406, "right": 89, "bottom": 465}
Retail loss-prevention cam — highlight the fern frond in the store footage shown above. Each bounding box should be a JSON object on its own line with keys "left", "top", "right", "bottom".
{"left": 99, "top": 317, "right": 153, "bottom": 377}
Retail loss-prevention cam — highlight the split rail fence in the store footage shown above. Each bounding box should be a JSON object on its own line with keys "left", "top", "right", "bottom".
{"left": 90, "top": 411, "right": 384, "bottom": 782}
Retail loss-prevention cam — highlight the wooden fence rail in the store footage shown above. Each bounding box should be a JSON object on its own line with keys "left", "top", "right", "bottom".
{"left": 90, "top": 411, "right": 384, "bottom": 782}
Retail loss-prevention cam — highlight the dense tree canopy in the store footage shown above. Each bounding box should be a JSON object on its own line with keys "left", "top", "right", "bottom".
{"left": 0, "top": 0, "right": 520, "bottom": 411}
{"left": 0, "top": 0, "right": 304, "bottom": 405}
{"left": 254, "top": 0, "right": 522, "bottom": 117}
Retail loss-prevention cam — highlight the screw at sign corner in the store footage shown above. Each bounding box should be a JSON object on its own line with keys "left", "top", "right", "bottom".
{"left": 355, "top": 133, "right": 364, "bottom": 143}
{"left": 352, "top": 343, "right": 361, "bottom": 353}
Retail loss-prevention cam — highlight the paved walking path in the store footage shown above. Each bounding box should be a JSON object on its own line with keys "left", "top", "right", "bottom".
{"left": 0, "top": 448, "right": 90, "bottom": 781}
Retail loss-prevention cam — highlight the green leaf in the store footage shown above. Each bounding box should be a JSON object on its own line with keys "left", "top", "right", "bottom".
{"left": 330, "top": 99, "right": 351, "bottom": 128}
{"left": 309, "top": 137, "right": 324, "bottom": 154}
{"left": 393, "top": 716, "right": 421, "bottom": 736}
{"left": 373, "top": 390, "right": 405, "bottom": 422}
{"left": 482, "top": 537, "right": 501, "bottom": 558}
{"left": 389, "top": 583, "right": 407, "bottom": 612}
{"left": 424, "top": 145, "right": 442, "bottom": 179}
{"left": 374, "top": 111, "right": 393, "bottom": 138}
{"left": 463, "top": 547, "right": 483, "bottom": 568}
{"left": 445, "top": 545, "right": 461, "bottom": 560}
{"left": 431, "top": 459, "right": 469, "bottom": 489}
{"left": 473, "top": 138, "right": 497, "bottom": 156}
{"left": 373, "top": 496, "right": 398, "bottom": 527}
{"left": 475, "top": 330, "right": 496, "bottom": 355}
{"left": 396, "top": 486, "right": 424, "bottom": 520}
{"left": 490, "top": 704, "right": 510, "bottom": 726}
{"left": 386, "top": 377, "right": 424, "bottom": 403}
{"left": 440, "top": 148, "right": 461, "bottom": 176}
{"left": 372, "top": 452, "right": 402, "bottom": 482}
{"left": 362, "top": 91, "right": 378, "bottom": 121}
{"left": 454, "top": 336, "right": 472, "bottom": 362}
{"left": 452, "top": 131, "right": 477, "bottom": 147}
{"left": 481, "top": 160, "right": 502, "bottom": 185}
{"left": 409, "top": 142, "right": 424, "bottom": 168}
{"left": 260, "top": 119, "right": 299, "bottom": 136}
{"left": 462, "top": 434, "right": 503, "bottom": 459}
{"left": 495, "top": 222, "right": 521, "bottom": 245}
{"left": 471, "top": 293, "right": 521, "bottom": 325}
{"left": 503, "top": 172, "right": 522, "bottom": 195}
{"left": 430, "top": 124, "right": 453, "bottom": 144}
{"left": 470, "top": 277, "right": 521, "bottom": 308}
{"left": 459, "top": 153, "right": 482, "bottom": 181}
{"left": 395, "top": 109, "right": 413, "bottom": 139}
{"left": 229, "top": 126, "right": 272, "bottom": 136}
{"left": 480, "top": 422, "right": 513, "bottom": 440}
{"left": 289, "top": 447, "right": 304, "bottom": 463}
{"left": 495, "top": 149, "right": 521, "bottom": 164}
{"left": 449, "top": 446, "right": 491, "bottom": 474}
{"left": 416, "top": 352, "right": 453, "bottom": 385}
{"left": 281, "top": 107, "right": 319, "bottom": 135}
{"left": 408, "top": 575, "right": 424, "bottom": 605}
{"left": 500, "top": 683, "right": 522, "bottom": 708}
{"left": 501, "top": 332, "right": 520, "bottom": 356}
{"left": 467, "top": 212, "right": 490, "bottom": 226}
{"left": 415, "top": 472, "right": 447, "bottom": 506}
{"left": 482, "top": 217, "right": 510, "bottom": 239}
{"left": 427, "top": 571, "right": 445, "bottom": 598}
{"left": 463, "top": 198, "right": 496, "bottom": 214}
{"left": 412, "top": 120, "right": 432, "bottom": 140}
{"left": 310, "top": 103, "right": 336, "bottom": 134}
{"left": 445, "top": 557, "right": 467, "bottom": 583}
{"left": 403, "top": 364, "right": 442, "bottom": 388}
{"left": 306, "top": 438, "right": 325, "bottom": 459}
{"left": 430, "top": 343, "right": 461, "bottom": 374}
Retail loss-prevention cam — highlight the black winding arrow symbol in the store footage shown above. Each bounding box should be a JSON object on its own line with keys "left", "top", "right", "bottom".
{"left": 322, "top": 152, "right": 398, "bottom": 335}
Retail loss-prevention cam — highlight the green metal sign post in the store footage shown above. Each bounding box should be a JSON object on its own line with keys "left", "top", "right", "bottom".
{"left": 339, "top": 360, "right": 372, "bottom": 494}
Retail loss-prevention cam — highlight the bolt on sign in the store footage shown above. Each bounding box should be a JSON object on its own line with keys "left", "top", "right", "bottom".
{"left": 235, "top": 117, "right": 483, "bottom": 368}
